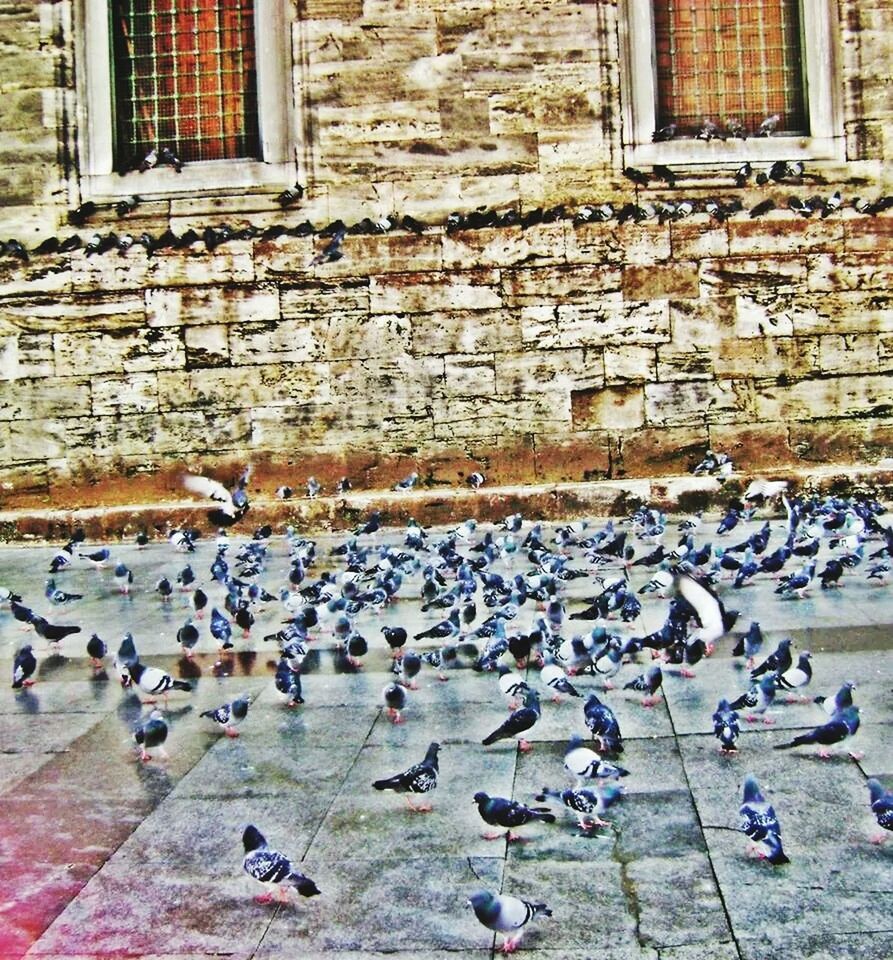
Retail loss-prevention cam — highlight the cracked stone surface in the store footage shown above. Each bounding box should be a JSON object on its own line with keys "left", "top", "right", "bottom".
{"left": 0, "top": 511, "right": 890, "bottom": 959}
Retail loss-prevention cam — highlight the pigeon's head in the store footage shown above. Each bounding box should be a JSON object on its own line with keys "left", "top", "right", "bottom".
{"left": 473, "top": 791, "right": 488, "bottom": 805}
{"left": 742, "top": 774, "right": 764, "bottom": 804}
{"left": 242, "top": 824, "right": 266, "bottom": 852}
{"left": 867, "top": 779, "right": 886, "bottom": 805}
{"left": 467, "top": 889, "right": 498, "bottom": 920}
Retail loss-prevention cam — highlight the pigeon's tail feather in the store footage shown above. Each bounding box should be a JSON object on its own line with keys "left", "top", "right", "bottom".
{"left": 773, "top": 732, "right": 812, "bottom": 750}
{"left": 532, "top": 810, "right": 556, "bottom": 823}
{"left": 531, "top": 902, "right": 552, "bottom": 919}
{"left": 600, "top": 736, "right": 624, "bottom": 755}
{"left": 171, "top": 679, "right": 193, "bottom": 692}
{"left": 481, "top": 730, "right": 501, "bottom": 746}
{"left": 290, "top": 873, "right": 321, "bottom": 897}
{"left": 372, "top": 776, "right": 400, "bottom": 791}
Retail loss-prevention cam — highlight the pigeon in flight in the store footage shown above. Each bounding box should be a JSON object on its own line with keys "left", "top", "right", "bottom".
{"left": 241, "top": 824, "right": 321, "bottom": 903}
{"left": 472, "top": 792, "right": 556, "bottom": 842}
{"left": 372, "top": 741, "right": 440, "bottom": 812}
{"left": 739, "top": 774, "right": 789, "bottom": 864}
{"left": 182, "top": 471, "right": 250, "bottom": 527}
{"left": 467, "top": 889, "right": 551, "bottom": 954}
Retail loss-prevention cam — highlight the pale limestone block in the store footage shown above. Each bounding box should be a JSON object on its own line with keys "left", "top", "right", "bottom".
{"left": 0, "top": 294, "right": 145, "bottom": 334}
{"left": 734, "top": 296, "right": 795, "bottom": 339}
{"left": 432, "top": 393, "right": 569, "bottom": 441}
{"left": 7, "top": 417, "right": 96, "bottom": 461}
{"left": 157, "top": 364, "right": 331, "bottom": 413}
{"left": 0, "top": 260, "right": 72, "bottom": 301}
{"left": 389, "top": 174, "right": 520, "bottom": 225}
{"left": 53, "top": 328, "right": 185, "bottom": 377}
{"left": 147, "top": 250, "right": 255, "bottom": 287}
{"left": 442, "top": 353, "right": 497, "bottom": 397}
{"left": 807, "top": 253, "right": 893, "bottom": 293}
{"left": 552, "top": 299, "right": 670, "bottom": 349}
{"left": 326, "top": 311, "right": 412, "bottom": 359}
{"left": 645, "top": 379, "right": 745, "bottom": 427}
{"left": 281, "top": 279, "right": 370, "bottom": 319}
{"left": 146, "top": 285, "right": 279, "bottom": 327}
{"left": 728, "top": 217, "right": 845, "bottom": 257}
{"left": 329, "top": 356, "right": 437, "bottom": 404}
{"left": 184, "top": 325, "right": 230, "bottom": 367}
{"left": 655, "top": 345, "right": 713, "bottom": 382}
{"left": 250, "top": 237, "right": 322, "bottom": 280}
{"left": 488, "top": 91, "right": 538, "bottom": 134}
{"left": 229, "top": 318, "right": 325, "bottom": 366}
{"left": 754, "top": 374, "right": 893, "bottom": 422}
{"left": 70, "top": 254, "right": 150, "bottom": 293}
{"left": 495, "top": 348, "right": 601, "bottom": 396}
{"left": 566, "top": 221, "right": 671, "bottom": 267}
{"left": 0, "top": 377, "right": 91, "bottom": 421}
{"left": 701, "top": 258, "right": 807, "bottom": 296}
{"left": 317, "top": 100, "right": 441, "bottom": 143}
{"left": 156, "top": 410, "right": 251, "bottom": 453}
{"left": 0, "top": 332, "right": 53, "bottom": 379}
{"left": 605, "top": 345, "right": 656, "bottom": 383}
{"left": 671, "top": 222, "right": 729, "bottom": 260}
{"left": 669, "top": 299, "right": 734, "bottom": 349}
{"left": 90, "top": 373, "right": 159, "bottom": 416}
{"left": 818, "top": 334, "right": 881, "bottom": 376}
{"left": 410, "top": 309, "right": 520, "bottom": 355}
{"left": 442, "top": 223, "right": 566, "bottom": 269}
{"left": 369, "top": 270, "right": 501, "bottom": 313}
{"left": 788, "top": 292, "right": 893, "bottom": 336}
{"left": 519, "top": 304, "right": 560, "bottom": 346}
{"left": 714, "top": 336, "right": 819, "bottom": 380}
{"left": 502, "top": 263, "right": 622, "bottom": 306}
{"left": 309, "top": 233, "right": 444, "bottom": 278}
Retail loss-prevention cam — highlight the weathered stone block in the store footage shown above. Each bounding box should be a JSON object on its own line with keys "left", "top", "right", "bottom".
{"left": 714, "top": 335, "right": 819, "bottom": 380}
{"left": 623, "top": 263, "right": 699, "bottom": 300}
{"left": 370, "top": 269, "right": 501, "bottom": 313}
{"left": 146, "top": 285, "right": 279, "bottom": 327}
{"left": 411, "top": 309, "right": 519, "bottom": 355}
{"left": 655, "top": 345, "right": 713, "bottom": 382}
{"left": 326, "top": 311, "right": 412, "bottom": 359}
{"left": 728, "top": 217, "right": 845, "bottom": 257}
{"left": 844, "top": 216, "right": 893, "bottom": 253}
{"left": 281, "top": 279, "right": 369, "bottom": 319}
{"left": 701, "top": 258, "right": 807, "bottom": 297}
{"left": 90, "top": 374, "right": 159, "bottom": 416}
{"left": 605, "top": 345, "right": 656, "bottom": 383}
{"left": 734, "top": 296, "right": 795, "bottom": 339}
{"left": 329, "top": 356, "right": 438, "bottom": 405}
{"left": 70, "top": 253, "right": 151, "bottom": 293}
{"left": 496, "top": 347, "right": 602, "bottom": 396}
{"left": 534, "top": 433, "right": 613, "bottom": 483}
{"left": 157, "top": 364, "right": 331, "bottom": 413}
{"left": 818, "top": 333, "right": 881, "bottom": 375}
{"left": 566, "top": 221, "right": 672, "bottom": 266}
{"left": 572, "top": 384, "right": 644, "bottom": 430}
{"left": 442, "top": 223, "right": 566, "bottom": 270}
{"left": 0, "top": 378, "right": 91, "bottom": 422}
{"left": 787, "top": 291, "right": 893, "bottom": 336}
{"left": 184, "top": 324, "right": 230, "bottom": 368}
{"left": 754, "top": 374, "right": 893, "bottom": 422}
{"left": 147, "top": 249, "right": 255, "bottom": 287}
{"left": 229, "top": 318, "right": 326, "bottom": 366}
{"left": 7, "top": 417, "right": 96, "bottom": 462}
{"left": 618, "top": 425, "right": 708, "bottom": 478}
{"left": 0, "top": 332, "right": 53, "bottom": 379}
{"left": 53, "top": 327, "right": 185, "bottom": 377}
{"left": 645, "top": 379, "right": 747, "bottom": 427}
{"left": 501, "top": 263, "right": 622, "bottom": 306}
{"left": 432, "top": 393, "right": 569, "bottom": 441}
{"left": 807, "top": 253, "right": 893, "bottom": 292}
{"left": 789, "top": 419, "right": 893, "bottom": 465}
{"left": 0, "top": 293, "right": 145, "bottom": 334}
{"left": 442, "top": 353, "right": 497, "bottom": 397}
{"left": 671, "top": 221, "right": 729, "bottom": 260}
{"left": 538, "top": 299, "right": 671, "bottom": 349}
{"left": 317, "top": 100, "right": 442, "bottom": 143}
{"left": 708, "top": 422, "right": 792, "bottom": 469}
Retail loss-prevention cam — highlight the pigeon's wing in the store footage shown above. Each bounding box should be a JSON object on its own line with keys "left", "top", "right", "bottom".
{"left": 183, "top": 474, "right": 235, "bottom": 513}
{"left": 676, "top": 571, "right": 725, "bottom": 641}
{"left": 244, "top": 847, "right": 292, "bottom": 883}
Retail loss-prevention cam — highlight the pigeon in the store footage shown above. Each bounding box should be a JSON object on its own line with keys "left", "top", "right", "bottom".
{"left": 467, "top": 471, "right": 486, "bottom": 489}
{"left": 467, "top": 889, "right": 551, "bottom": 954}
{"left": 80, "top": 547, "right": 110, "bottom": 568}
{"left": 182, "top": 472, "right": 250, "bottom": 526}
{"left": 539, "top": 663, "right": 581, "bottom": 702}
{"left": 582, "top": 693, "right": 623, "bottom": 754}
{"left": 381, "top": 625, "right": 408, "bottom": 657}
{"left": 729, "top": 674, "right": 777, "bottom": 724}
{"left": 623, "top": 665, "right": 663, "bottom": 706}
{"left": 12, "top": 644, "right": 37, "bottom": 688}
{"left": 675, "top": 567, "right": 735, "bottom": 655}
{"left": 757, "top": 113, "right": 781, "bottom": 136}
{"left": 114, "top": 632, "right": 139, "bottom": 686}
{"left": 536, "top": 784, "right": 624, "bottom": 831}
{"left": 564, "top": 735, "right": 628, "bottom": 783}
{"left": 866, "top": 779, "right": 893, "bottom": 844}
{"left": 274, "top": 658, "right": 304, "bottom": 707}
{"left": 177, "top": 620, "right": 200, "bottom": 657}
{"left": 497, "top": 666, "right": 531, "bottom": 709}
{"left": 775, "top": 651, "right": 812, "bottom": 702}
{"left": 394, "top": 471, "right": 419, "bottom": 491}
{"left": 241, "top": 824, "right": 321, "bottom": 903}
{"left": 732, "top": 621, "right": 764, "bottom": 668}
{"left": 739, "top": 774, "right": 789, "bottom": 864}
{"left": 414, "top": 607, "right": 460, "bottom": 642}
{"left": 86, "top": 632, "right": 107, "bottom": 667}
{"left": 482, "top": 689, "right": 541, "bottom": 752}
{"left": 31, "top": 615, "right": 82, "bottom": 645}
{"left": 113, "top": 562, "right": 133, "bottom": 594}
{"left": 381, "top": 681, "right": 407, "bottom": 723}
{"left": 372, "top": 741, "right": 440, "bottom": 812}
{"left": 814, "top": 681, "right": 856, "bottom": 717}
{"left": 773, "top": 705, "right": 862, "bottom": 758}
{"left": 210, "top": 607, "right": 233, "bottom": 650}
{"left": 201, "top": 694, "right": 252, "bottom": 737}
{"left": 393, "top": 649, "right": 421, "bottom": 689}
{"left": 751, "top": 639, "right": 792, "bottom": 681}
{"left": 712, "top": 699, "right": 740, "bottom": 753}
{"left": 472, "top": 791, "right": 556, "bottom": 841}
{"left": 155, "top": 576, "right": 173, "bottom": 602}
{"left": 44, "top": 579, "right": 82, "bottom": 604}
{"left": 133, "top": 709, "right": 169, "bottom": 762}
{"left": 127, "top": 662, "right": 192, "bottom": 700}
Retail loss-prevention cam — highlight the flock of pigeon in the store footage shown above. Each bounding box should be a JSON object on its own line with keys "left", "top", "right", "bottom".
{"left": 3, "top": 464, "right": 892, "bottom": 953}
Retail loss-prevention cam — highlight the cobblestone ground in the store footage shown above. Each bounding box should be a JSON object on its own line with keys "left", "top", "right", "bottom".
{"left": 0, "top": 510, "right": 890, "bottom": 959}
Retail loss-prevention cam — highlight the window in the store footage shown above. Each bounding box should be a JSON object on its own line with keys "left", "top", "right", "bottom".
{"left": 620, "top": 0, "right": 843, "bottom": 165}
{"left": 75, "top": 0, "right": 295, "bottom": 199}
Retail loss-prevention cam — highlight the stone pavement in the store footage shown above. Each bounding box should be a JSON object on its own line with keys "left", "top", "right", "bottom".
{"left": 0, "top": 512, "right": 890, "bottom": 960}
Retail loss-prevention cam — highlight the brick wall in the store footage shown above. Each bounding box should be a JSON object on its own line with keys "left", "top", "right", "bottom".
{"left": 0, "top": 0, "right": 891, "bottom": 510}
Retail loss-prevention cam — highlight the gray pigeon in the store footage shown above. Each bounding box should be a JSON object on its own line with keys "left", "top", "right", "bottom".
{"left": 241, "top": 824, "right": 321, "bottom": 903}
{"left": 133, "top": 709, "right": 169, "bottom": 762}
{"left": 467, "top": 889, "right": 551, "bottom": 953}
{"left": 200, "top": 694, "right": 251, "bottom": 737}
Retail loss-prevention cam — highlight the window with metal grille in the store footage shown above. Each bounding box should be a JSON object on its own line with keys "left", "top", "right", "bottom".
{"left": 111, "top": 0, "right": 260, "bottom": 172}
{"left": 652, "top": 0, "right": 807, "bottom": 139}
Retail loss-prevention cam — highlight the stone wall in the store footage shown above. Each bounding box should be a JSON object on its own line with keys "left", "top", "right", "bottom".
{"left": 0, "top": 0, "right": 891, "bottom": 510}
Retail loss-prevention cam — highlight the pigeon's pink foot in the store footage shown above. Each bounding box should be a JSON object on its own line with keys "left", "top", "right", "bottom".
{"left": 680, "top": 668, "right": 697, "bottom": 679}
{"left": 641, "top": 697, "right": 657, "bottom": 707}
{"left": 705, "top": 642, "right": 716, "bottom": 657}
{"left": 518, "top": 739, "right": 533, "bottom": 753}
{"left": 139, "top": 751, "right": 151, "bottom": 763}
{"left": 745, "top": 715, "right": 760, "bottom": 723}
{"left": 502, "top": 936, "right": 521, "bottom": 954}
{"left": 603, "top": 680, "right": 615, "bottom": 690}
{"left": 849, "top": 750, "right": 865, "bottom": 761}
{"left": 437, "top": 674, "right": 449, "bottom": 682}
{"left": 506, "top": 831, "right": 529, "bottom": 843}
{"left": 551, "top": 694, "right": 562, "bottom": 704}
{"left": 818, "top": 749, "right": 832, "bottom": 759}
{"left": 761, "top": 716, "right": 775, "bottom": 726}
{"left": 869, "top": 833, "right": 887, "bottom": 845}
{"left": 406, "top": 800, "right": 432, "bottom": 813}
{"left": 22, "top": 679, "right": 35, "bottom": 687}
{"left": 482, "top": 831, "right": 504, "bottom": 841}
{"left": 650, "top": 649, "right": 662, "bottom": 660}
{"left": 225, "top": 727, "right": 240, "bottom": 738}
{"left": 254, "top": 892, "right": 274, "bottom": 904}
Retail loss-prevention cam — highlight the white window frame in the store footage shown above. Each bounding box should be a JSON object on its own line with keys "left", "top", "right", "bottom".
{"left": 619, "top": 0, "right": 844, "bottom": 166}
{"left": 74, "top": 0, "right": 295, "bottom": 200}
